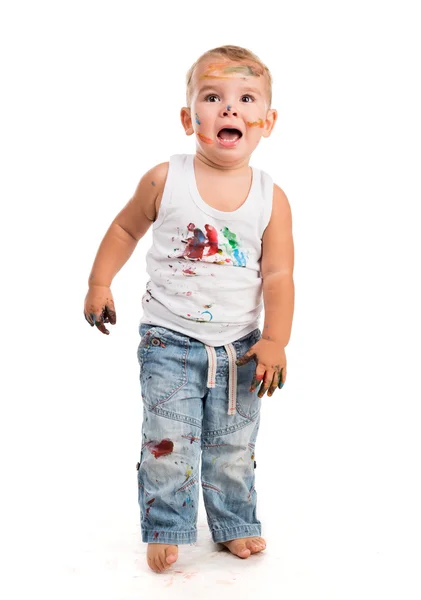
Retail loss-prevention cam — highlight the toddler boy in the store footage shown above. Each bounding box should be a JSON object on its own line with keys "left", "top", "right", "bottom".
{"left": 84, "top": 44, "right": 294, "bottom": 573}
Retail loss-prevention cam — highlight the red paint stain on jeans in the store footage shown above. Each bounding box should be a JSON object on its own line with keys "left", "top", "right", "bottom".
{"left": 146, "top": 439, "right": 174, "bottom": 458}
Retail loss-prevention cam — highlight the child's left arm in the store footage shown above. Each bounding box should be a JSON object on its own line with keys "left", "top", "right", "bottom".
{"left": 236, "top": 184, "right": 295, "bottom": 398}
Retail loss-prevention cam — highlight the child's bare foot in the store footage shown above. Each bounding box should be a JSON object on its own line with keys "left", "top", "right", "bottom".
{"left": 220, "top": 536, "right": 266, "bottom": 558}
{"left": 146, "top": 543, "right": 178, "bottom": 573}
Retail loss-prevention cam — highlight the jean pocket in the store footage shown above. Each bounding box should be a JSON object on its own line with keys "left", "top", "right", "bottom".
{"left": 235, "top": 361, "right": 262, "bottom": 420}
{"left": 137, "top": 325, "right": 165, "bottom": 364}
{"left": 139, "top": 328, "right": 190, "bottom": 410}
{"left": 233, "top": 328, "right": 262, "bottom": 420}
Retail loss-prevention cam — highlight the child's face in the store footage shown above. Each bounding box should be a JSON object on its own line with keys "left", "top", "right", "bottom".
{"left": 181, "top": 58, "right": 277, "bottom": 163}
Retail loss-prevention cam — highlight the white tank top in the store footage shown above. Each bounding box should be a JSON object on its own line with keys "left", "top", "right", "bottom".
{"left": 139, "top": 153, "right": 273, "bottom": 346}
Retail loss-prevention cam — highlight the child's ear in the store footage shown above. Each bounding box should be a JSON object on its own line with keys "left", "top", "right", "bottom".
{"left": 262, "top": 108, "right": 278, "bottom": 138}
{"left": 180, "top": 107, "right": 194, "bottom": 135}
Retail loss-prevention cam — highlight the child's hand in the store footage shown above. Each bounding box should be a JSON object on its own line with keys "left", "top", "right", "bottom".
{"left": 83, "top": 285, "right": 117, "bottom": 335}
{"left": 236, "top": 338, "right": 286, "bottom": 398}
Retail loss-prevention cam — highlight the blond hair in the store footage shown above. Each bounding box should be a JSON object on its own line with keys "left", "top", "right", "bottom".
{"left": 185, "top": 45, "right": 273, "bottom": 108}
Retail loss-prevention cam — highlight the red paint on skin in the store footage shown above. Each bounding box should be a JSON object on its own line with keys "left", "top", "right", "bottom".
{"left": 146, "top": 439, "right": 174, "bottom": 458}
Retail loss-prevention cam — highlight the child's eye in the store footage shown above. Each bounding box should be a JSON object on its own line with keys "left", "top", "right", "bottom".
{"left": 241, "top": 95, "right": 255, "bottom": 103}
{"left": 205, "top": 94, "right": 220, "bottom": 102}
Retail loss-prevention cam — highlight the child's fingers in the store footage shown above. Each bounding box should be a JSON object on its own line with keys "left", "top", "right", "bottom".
{"left": 249, "top": 368, "right": 265, "bottom": 393}
{"left": 257, "top": 370, "right": 272, "bottom": 398}
{"left": 85, "top": 296, "right": 115, "bottom": 333}
{"left": 94, "top": 317, "right": 110, "bottom": 335}
{"left": 278, "top": 367, "right": 285, "bottom": 388}
{"left": 267, "top": 373, "right": 279, "bottom": 396}
{"left": 84, "top": 312, "right": 94, "bottom": 326}
{"left": 86, "top": 309, "right": 110, "bottom": 334}
{"left": 104, "top": 305, "right": 117, "bottom": 324}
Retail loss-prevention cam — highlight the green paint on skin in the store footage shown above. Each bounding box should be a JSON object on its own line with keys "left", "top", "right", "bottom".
{"left": 151, "top": 181, "right": 156, "bottom": 186}
{"left": 223, "top": 65, "right": 262, "bottom": 77}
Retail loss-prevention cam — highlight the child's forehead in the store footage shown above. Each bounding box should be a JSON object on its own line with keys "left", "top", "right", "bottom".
{"left": 192, "top": 58, "right": 268, "bottom": 95}
{"left": 193, "top": 57, "right": 265, "bottom": 86}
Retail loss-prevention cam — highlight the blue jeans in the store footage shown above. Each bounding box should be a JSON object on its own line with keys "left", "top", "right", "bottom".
{"left": 136, "top": 323, "right": 263, "bottom": 545}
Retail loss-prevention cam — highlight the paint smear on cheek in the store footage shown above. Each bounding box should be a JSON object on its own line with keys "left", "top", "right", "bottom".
{"left": 247, "top": 119, "right": 265, "bottom": 128}
{"left": 197, "top": 132, "right": 213, "bottom": 144}
{"left": 195, "top": 113, "right": 201, "bottom": 125}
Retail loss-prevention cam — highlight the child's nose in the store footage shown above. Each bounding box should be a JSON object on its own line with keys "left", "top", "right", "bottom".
{"left": 222, "top": 106, "right": 238, "bottom": 117}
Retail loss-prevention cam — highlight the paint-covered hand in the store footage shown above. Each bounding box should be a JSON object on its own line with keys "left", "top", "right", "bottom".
{"left": 235, "top": 338, "right": 286, "bottom": 398}
{"left": 83, "top": 285, "right": 117, "bottom": 335}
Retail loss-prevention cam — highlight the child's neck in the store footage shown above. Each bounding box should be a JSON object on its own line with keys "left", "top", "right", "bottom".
{"left": 195, "top": 150, "right": 251, "bottom": 174}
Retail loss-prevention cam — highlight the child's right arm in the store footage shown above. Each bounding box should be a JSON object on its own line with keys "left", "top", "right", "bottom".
{"left": 83, "top": 162, "right": 169, "bottom": 334}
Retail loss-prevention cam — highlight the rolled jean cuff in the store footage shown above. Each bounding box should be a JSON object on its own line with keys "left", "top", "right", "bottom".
{"left": 141, "top": 528, "right": 197, "bottom": 544}
{"left": 211, "top": 524, "right": 262, "bottom": 544}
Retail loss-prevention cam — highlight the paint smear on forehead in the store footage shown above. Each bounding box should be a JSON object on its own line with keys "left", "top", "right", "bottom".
{"left": 200, "top": 61, "right": 264, "bottom": 79}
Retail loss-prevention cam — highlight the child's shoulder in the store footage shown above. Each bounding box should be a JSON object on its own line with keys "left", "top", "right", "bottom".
{"left": 146, "top": 161, "right": 170, "bottom": 185}
{"left": 138, "top": 161, "right": 169, "bottom": 222}
{"left": 113, "top": 162, "right": 170, "bottom": 241}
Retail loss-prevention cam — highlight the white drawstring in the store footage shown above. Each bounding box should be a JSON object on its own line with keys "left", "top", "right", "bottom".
{"left": 205, "top": 343, "right": 238, "bottom": 415}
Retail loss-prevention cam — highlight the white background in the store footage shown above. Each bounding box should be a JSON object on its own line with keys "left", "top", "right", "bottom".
{"left": 1, "top": 1, "right": 420, "bottom": 598}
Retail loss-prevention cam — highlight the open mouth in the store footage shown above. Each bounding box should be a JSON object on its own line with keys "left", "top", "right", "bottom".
{"left": 216, "top": 127, "right": 243, "bottom": 147}
{"left": 217, "top": 127, "right": 243, "bottom": 142}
